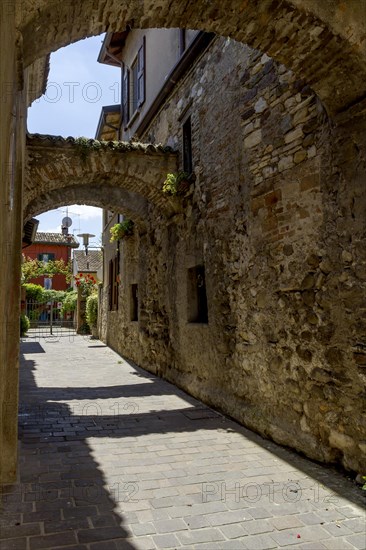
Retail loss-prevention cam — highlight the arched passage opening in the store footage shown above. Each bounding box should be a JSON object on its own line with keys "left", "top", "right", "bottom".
{"left": 21, "top": 0, "right": 366, "bottom": 116}
{"left": 1, "top": 0, "right": 366, "bottom": 486}
{"left": 20, "top": 15, "right": 366, "bottom": 476}
{"left": 25, "top": 134, "right": 178, "bottom": 218}
{"left": 24, "top": 186, "right": 149, "bottom": 232}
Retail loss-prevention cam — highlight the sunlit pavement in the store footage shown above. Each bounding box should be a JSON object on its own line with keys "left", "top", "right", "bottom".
{"left": 1, "top": 334, "right": 365, "bottom": 549}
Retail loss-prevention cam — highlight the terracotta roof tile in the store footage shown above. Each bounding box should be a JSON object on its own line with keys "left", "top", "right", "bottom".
{"left": 27, "top": 133, "right": 174, "bottom": 154}
{"left": 74, "top": 250, "right": 102, "bottom": 272}
{"left": 34, "top": 232, "right": 79, "bottom": 248}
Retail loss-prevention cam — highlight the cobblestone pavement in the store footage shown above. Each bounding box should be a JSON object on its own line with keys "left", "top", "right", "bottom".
{"left": 1, "top": 333, "right": 365, "bottom": 550}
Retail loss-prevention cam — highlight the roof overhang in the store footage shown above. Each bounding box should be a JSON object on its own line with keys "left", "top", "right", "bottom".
{"left": 95, "top": 104, "right": 121, "bottom": 140}
{"left": 98, "top": 30, "right": 130, "bottom": 66}
{"left": 22, "top": 218, "right": 39, "bottom": 246}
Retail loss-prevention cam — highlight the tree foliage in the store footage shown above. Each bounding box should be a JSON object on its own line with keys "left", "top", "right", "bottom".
{"left": 23, "top": 283, "right": 44, "bottom": 301}
{"left": 21, "top": 255, "right": 72, "bottom": 284}
{"left": 61, "top": 291, "right": 78, "bottom": 315}
{"left": 23, "top": 283, "right": 68, "bottom": 304}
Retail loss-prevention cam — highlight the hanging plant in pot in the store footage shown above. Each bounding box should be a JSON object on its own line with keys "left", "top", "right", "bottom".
{"left": 162, "top": 171, "right": 190, "bottom": 196}
{"left": 110, "top": 219, "right": 134, "bottom": 242}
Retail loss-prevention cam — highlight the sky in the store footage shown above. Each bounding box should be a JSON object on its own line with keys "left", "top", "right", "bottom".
{"left": 27, "top": 35, "right": 120, "bottom": 247}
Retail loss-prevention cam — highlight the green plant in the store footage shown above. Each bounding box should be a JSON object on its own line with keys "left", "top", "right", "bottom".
{"left": 20, "top": 314, "right": 30, "bottom": 336}
{"left": 362, "top": 476, "right": 366, "bottom": 490}
{"left": 86, "top": 293, "right": 98, "bottom": 328}
{"left": 75, "top": 137, "right": 102, "bottom": 160}
{"left": 78, "top": 322, "right": 90, "bottom": 335}
{"left": 74, "top": 274, "right": 98, "bottom": 297}
{"left": 22, "top": 256, "right": 72, "bottom": 283}
{"left": 42, "top": 289, "right": 66, "bottom": 303}
{"left": 28, "top": 310, "right": 40, "bottom": 321}
{"left": 23, "top": 284, "right": 67, "bottom": 307}
{"left": 23, "top": 283, "right": 44, "bottom": 301}
{"left": 162, "top": 171, "right": 189, "bottom": 195}
{"left": 110, "top": 219, "right": 134, "bottom": 242}
{"left": 61, "top": 290, "right": 77, "bottom": 315}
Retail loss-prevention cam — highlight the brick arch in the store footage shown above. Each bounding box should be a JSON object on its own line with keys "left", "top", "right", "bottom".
{"left": 24, "top": 134, "right": 179, "bottom": 225}
{"left": 21, "top": 0, "right": 366, "bottom": 115}
{"left": 24, "top": 185, "right": 150, "bottom": 232}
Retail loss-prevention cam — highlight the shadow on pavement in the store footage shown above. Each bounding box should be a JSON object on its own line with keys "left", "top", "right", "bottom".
{"left": 1, "top": 340, "right": 364, "bottom": 550}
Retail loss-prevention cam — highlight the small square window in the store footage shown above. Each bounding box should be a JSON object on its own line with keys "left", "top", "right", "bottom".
{"left": 130, "top": 284, "right": 138, "bottom": 321}
{"left": 183, "top": 116, "right": 193, "bottom": 175}
{"left": 44, "top": 277, "right": 52, "bottom": 290}
{"left": 38, "top": 253, "right": 55, "bottom": 262}
{"left": 187, "top": 265, "right": 208, "bottom": 323}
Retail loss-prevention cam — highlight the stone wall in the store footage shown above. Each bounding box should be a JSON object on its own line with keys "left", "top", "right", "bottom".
{"left": 0, "top": 4, "right": 26, "bottom": 483}
{"left": 1, "top": 0, "right": 366, "bottom": 488}
{"left": 100, "top": 36, "right": 366, "bottom": 474}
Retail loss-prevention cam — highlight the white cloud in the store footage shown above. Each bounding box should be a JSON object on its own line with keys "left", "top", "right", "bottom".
{"left": 66, "top": 205, "right": 102, "bottom": 219}
{"left": 41, "top": 226, "right": 62, "bottom": 234}
{"left": 35, "top": 205, "right": 102, "bottom": 242}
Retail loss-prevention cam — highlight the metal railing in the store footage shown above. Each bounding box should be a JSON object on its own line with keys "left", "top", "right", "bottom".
{"left": 25, "top": 300, "right": 75, "bottom": 338}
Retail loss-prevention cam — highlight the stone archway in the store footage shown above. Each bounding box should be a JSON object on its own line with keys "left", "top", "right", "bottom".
{"left": 20, "top": 0, "right": 366, "bottom": 116}
{"left": 24, "top": 133, "right": 179, "bottom": 227}
{"left": 2, "top": 0, "right": 366, "bottom": 485}
{"left": 24, "top": 186, "right": 149, "bottom": 231}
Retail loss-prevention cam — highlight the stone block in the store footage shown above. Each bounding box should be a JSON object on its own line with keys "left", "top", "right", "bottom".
{"left": 255, "top": 97, "right": 268, "bottom": 113}
{"left": 284, "top": 127, "right": 303, "bottom": 144}
{"left": 307, "top": 145, "right": 316, "bottom": 158}
{"left": 294, "top": 150, "right": 307, "bottom": 163}
{"left": 244, "top": 129, "right": 262, "bottom": 148}
{"left": 329, "top": 431, "right": 355, "bottom": 452}
{"left": 243, "top": 122, "right": 254, "bottom": 136}
{"left": 241, "top": 107, "right": 255, "bottom": 121}
{"left": 278, "top": 155, "right": 294, "bottom": 172}
{"left": 303, "top": 133, "right": 315, "bottom": 147}
{"left": 29, "top": 532, "right": 78, "bottom": 549}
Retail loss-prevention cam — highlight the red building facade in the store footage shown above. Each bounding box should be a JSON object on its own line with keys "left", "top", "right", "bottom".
{"left": 24, "top": 232, "right": 79, "bottom": 291}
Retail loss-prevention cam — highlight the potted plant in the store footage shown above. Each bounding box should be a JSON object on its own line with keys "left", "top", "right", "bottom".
{"left": 162, "top": 171, "right": 190, "bottom": 196}
{"left": 74, "top": 274, "right": 98, "bottom": 297}
{"left": 110, "top": 219, "right": 134, "bottom": 242}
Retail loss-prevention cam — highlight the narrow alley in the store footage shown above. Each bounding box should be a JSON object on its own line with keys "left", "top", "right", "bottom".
{"left": 1, "top": 334, "right": 365, "bottom": 550}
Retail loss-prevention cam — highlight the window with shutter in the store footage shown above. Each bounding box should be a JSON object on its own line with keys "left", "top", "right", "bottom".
{"left": 108, "top": 257, "right": 119, "bottom": 311}
{"left": 131, "top": 58, "right": 139, "bottom": 114}
{"left": 108, "top": 259, "right": 113, "bottom": 310}
{"left": 38, "top": 253, "right": 55, "bottom": 262}
{"left": 113, "top": 256, "right": 119, "bottom": 310}
{"left": 137, "top": 37, "right": 145, "bottom": 106}
{"left": 124, "top": 37, "right": 146, "bottom": 124}
{"left": 122, "top": 64, "right": 129, "bottom": 124}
